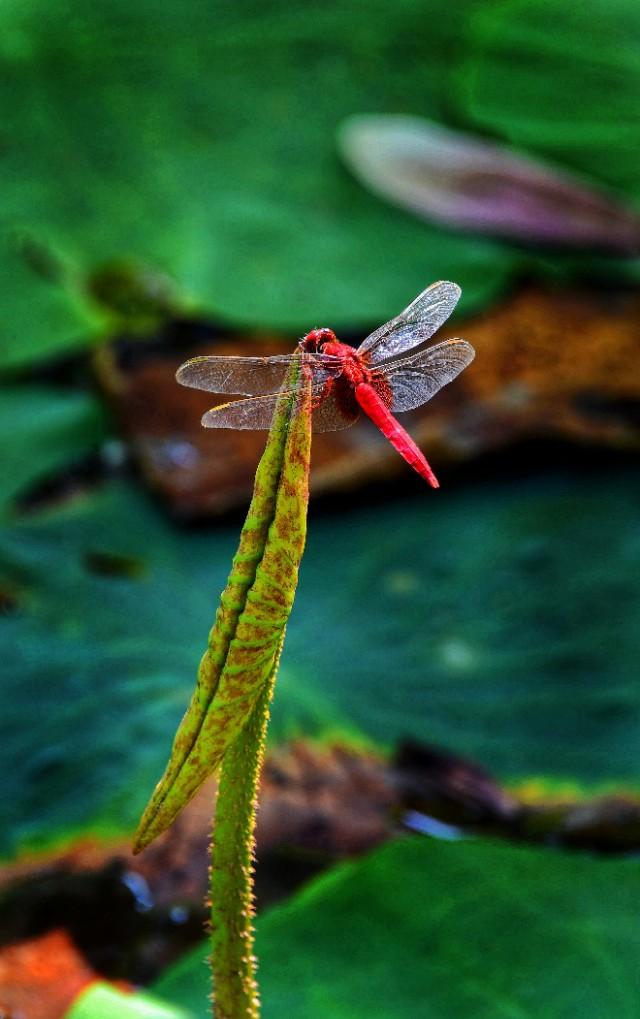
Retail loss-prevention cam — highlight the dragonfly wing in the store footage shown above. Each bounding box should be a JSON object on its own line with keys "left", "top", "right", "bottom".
{"left": 177, "top": 352, "right": 339, "bottom": 396}
{"left": 202, "top": 384, "right": 359, "bottom": 432}
{"left": 311, "top": 383, "right": 360, "bottom": 432}
{"left": 382, "top": 338, "right": 475, "bottom": 412}
{"left": 202, "top": 390, "right": 311, "bottom": 429}
{"left": 358, "top": 281, "right": 461, "bottom": 365}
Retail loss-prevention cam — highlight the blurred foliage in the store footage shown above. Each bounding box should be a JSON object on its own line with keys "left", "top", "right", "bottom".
{"left": 282, "top": 468, "right": 640, "bottom": 783}
{"left": 0, "top": 385, "right": 108, "bottom": 519}
{"left": 1, "top": 466, "right": 638, "bottom": 857}
{"left": 154, "top": 834, "right": 640, "bottom": 1017}
{"left": 0, "top": 0, "right": 508, "bottom": 369}
{"left": 3, "top": 0, "right": 640, "bottom": 369}
{"left": 454, "top": 0, "right": 640, "bottom": 194}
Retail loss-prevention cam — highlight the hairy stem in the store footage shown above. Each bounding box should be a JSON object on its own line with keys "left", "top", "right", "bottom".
{"left": 209, "top": 642, "right": 282, "bottom": 1018}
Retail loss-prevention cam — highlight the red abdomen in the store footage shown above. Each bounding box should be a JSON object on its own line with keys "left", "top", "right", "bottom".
{"left": 354, "top": 383, "right": 440, "bottom": 488}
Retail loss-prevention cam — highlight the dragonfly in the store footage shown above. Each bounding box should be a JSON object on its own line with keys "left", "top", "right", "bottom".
{"left": 176, "top": 281, "right": 475, "bottom": 488}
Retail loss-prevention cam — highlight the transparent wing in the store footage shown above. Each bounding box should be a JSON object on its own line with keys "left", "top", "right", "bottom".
{"left": 176, "top": 352, "right": 340, "bottom": 396}
{"left": 358, "top": 281, "right": 461, "bottom": 365}
{"left": 311, "top": 383, "right": 359, "bottom": 431}
{"left": 202, "top": 390, "right": 310, "bottom": 429}
{"left": 380, "top": 338, "right": 475, "bottom": 412}
{"left": 202, "top": 385, "right": 359, "bottom": 432}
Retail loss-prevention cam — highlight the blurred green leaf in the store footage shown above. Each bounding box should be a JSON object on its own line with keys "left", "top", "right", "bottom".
{"left": 0, "top": 385, "right": 108, "bottom": 518}
{"left": 454, "top": 0, "right": 640, "bottom": 196}
{"left": 4, "top": 1, "right": 640, "bottom": 369}
{"left": 66, "top": 982, "right": 192, "bottom": 1019}
{"left": 153, "top": 834, "right": 640, "bottom": 1018}
{"left": 0, "top": 240, "right": 102, "bottom": 370}
{"left": 280, "top": 468, "right": 640, "bottom": 784}
{"left": 1, "top": 467, "right": 639, "bottom": 857}
{"left": 0, "top": 482, "right": 232, "bottom": 856}
{"left": 1, "top": 0, "right": 516, "bottom": 369}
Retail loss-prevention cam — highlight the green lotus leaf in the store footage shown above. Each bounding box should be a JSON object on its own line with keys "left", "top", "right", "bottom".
{"left": 154, "top": 834, "right": 640, "bottom": 1017}
{"left": 1, "top": 465, "right": 638, "bottom": 857}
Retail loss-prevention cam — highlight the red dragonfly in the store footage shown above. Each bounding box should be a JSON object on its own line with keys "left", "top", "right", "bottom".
{"left": 176, "top": 281, "right": 475, "bottom": 488}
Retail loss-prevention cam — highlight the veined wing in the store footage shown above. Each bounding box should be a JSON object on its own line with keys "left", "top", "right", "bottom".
{"left": 381, "top": 338, "right": 475, "bottom": 412}
{"left": 176, "top": 352, "right": 341, "bottom": 396}
{"left": 202, "top": 385, "right": 358, "bottom": 432}
{"left": 311, "top": 382, "right": 359, "bottom": 431}
{"left": 358, "top": 281, "right": 461, "bottom": 365}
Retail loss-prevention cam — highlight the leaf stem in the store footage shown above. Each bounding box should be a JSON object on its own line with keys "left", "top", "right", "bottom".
{"left": 135, "top": 356, "right": 312, "bottom": 1017}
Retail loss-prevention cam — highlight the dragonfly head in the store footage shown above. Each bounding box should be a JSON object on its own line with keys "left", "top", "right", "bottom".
{"left": 299, "top": 327, "right": 338, "bottom": 353}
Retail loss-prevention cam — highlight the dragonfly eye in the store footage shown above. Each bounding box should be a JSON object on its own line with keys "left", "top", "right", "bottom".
{"left": 301, "top": 327, "right": 337, "bottom": 352}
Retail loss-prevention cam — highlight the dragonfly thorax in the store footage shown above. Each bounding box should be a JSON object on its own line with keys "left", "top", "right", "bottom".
{"left": 300, "top": 330, "right": 372, "bottom": 387}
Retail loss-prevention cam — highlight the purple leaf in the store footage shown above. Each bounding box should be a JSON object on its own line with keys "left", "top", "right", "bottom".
{"left": 338, "top": 115, "right": 640, "bottom": 254}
